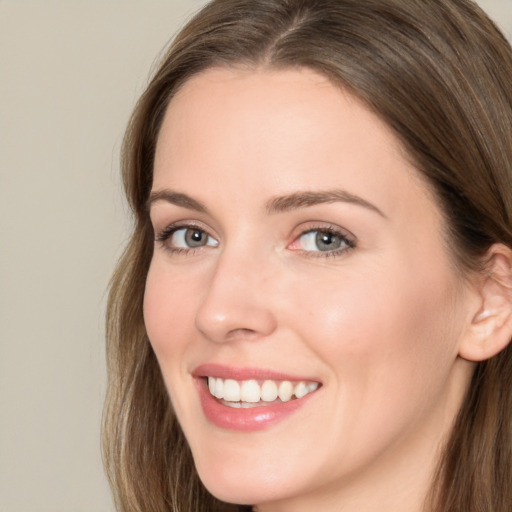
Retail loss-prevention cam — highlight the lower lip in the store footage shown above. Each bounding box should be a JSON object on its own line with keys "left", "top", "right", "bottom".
{"left": 196, "top": 379, "right": 314, "bottom": 431}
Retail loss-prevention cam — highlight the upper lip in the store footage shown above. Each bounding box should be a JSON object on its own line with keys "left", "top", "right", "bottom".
{"left": 193, "top": 363, "right": 320, "bottom": 383}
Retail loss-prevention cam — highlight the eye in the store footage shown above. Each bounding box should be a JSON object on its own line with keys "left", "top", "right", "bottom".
{"left": 171, "top": 227, "right": 217, "bottom": 248}
{"left": 156, "top": 225, "right": 218, "bottom": 253}
{"left": 289, "top": 227, "right": 355, "bottom": 255}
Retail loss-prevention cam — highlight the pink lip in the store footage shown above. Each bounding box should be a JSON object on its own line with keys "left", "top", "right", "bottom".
{"left": 193, "top": 364, "right": 320, "bottom": 432}
{"left": 193, "top": 363, "right": 314, "bottom": 382}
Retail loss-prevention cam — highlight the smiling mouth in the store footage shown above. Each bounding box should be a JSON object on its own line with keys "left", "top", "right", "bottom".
{"left": 206, "top": 377, "right": 320, "bottom": 408}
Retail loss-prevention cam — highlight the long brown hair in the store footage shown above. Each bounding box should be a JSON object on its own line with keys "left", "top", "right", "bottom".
{"left": 103, "top": 1, "right": 512, "bottom": 510}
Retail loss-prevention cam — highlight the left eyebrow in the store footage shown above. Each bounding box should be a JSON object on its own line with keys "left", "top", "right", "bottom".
{"left": 265, "top": 189, "right": 387, "bottom": 218}
{"left": 146, "top": 189, "right": 209, "bottom": 213}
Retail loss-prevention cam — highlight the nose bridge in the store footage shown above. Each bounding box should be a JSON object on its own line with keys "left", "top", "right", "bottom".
{"left": 194, "top": 241, "right": 278, "bottom": 343}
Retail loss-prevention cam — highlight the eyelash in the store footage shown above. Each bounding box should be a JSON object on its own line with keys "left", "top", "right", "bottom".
{"left": 291, "top": 224, "right": 356, "bottom": 258}
{"left": 155, "top": 223, "right": 217, "bottom": 255}
{"left": 154, "top": 223, "right": 356, "bottom": 258}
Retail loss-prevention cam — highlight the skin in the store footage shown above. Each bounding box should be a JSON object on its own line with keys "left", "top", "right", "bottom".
{"left": 144, "top": 67, "right": 479, "bottom": 512}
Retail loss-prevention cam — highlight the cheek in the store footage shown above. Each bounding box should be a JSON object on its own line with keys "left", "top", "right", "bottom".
{"left": 281, "top": 259, "right": 465, "bottom": 470}
{"left": 285, "top": 256, "right": 462, "bottom": 412}
{"left": 143, "top": 260, "right": 199, "bottom": 364}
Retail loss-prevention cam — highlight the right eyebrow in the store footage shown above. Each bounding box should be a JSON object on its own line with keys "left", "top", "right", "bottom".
{"left": 265, "top": 189, "right": 387, "bottom": 218}
{"left": 147, "top": 189, "right": 208, "bottom": 213}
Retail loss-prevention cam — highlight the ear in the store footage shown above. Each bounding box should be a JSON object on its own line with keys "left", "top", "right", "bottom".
{"left": 459, "top": 244, "right": 512, "bottom": 361}
{"left": 459, "top": 244, "right": 512, "bottom": 362}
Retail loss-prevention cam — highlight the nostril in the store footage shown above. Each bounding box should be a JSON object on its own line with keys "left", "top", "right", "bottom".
{"left": 225, "top": 328, "right": 260, "bottom": 341}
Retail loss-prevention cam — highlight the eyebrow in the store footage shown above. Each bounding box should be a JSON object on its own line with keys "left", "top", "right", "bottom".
{"left": 147, "top": 189, "right": 208, "bottom": 213}
{"left": 147, "top": 188, "right": 386, "bottom": 218}
{"left": 266, "top": 189, "right": 386, "bottom": 217}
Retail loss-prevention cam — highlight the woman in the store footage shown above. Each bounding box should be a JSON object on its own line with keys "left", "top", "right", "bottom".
{"left": 102, "top": 1, "right": 512, "bottom": 511}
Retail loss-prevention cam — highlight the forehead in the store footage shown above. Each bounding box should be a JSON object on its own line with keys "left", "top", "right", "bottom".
{"left": 156, "top": 66, "right": 400, "bottom": 158}
{"left": 153, "top": 66, "right": 435, "bottom": 221}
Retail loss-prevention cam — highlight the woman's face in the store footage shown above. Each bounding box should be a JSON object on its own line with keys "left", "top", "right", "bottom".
{"left": 145, "top": 67, "right": 476, "bottom": 510}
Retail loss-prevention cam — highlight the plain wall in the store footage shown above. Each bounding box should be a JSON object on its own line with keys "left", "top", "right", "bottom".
{"left": 1, "top": 1, "right": 511, "bottom": 511}
{"left": 0, "top": 2, "right": 208, "bottom": 511}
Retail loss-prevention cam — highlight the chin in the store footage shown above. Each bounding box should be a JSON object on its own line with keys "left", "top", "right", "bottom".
{"left": 193, "top": 451, "right": 302, "bottom": 507}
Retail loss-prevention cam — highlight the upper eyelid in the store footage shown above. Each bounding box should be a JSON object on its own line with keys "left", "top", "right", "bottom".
{"left": 291, "top": 222, "right": 356, "bottom": 241}
{"left": 148, "top": 201, "right": 215, "bottom": 235}
{"left": 154, "top": 220, "right": 216, "bottom": 239}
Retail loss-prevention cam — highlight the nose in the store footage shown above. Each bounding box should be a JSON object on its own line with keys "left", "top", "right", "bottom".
{"left": 194, "top": 251, "right": 278, "bottom": 344}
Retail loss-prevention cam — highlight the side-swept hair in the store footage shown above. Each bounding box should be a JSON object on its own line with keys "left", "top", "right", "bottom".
{"left": 103, "top": 1, "right": 512, "bottom": 510}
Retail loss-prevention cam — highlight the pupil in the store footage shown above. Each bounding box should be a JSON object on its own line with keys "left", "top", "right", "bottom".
{"left": 186, "top": 229, "right": 205, "bottom": 247}
{"left": 316, "top": 231, "right": 340, "bottom": 251}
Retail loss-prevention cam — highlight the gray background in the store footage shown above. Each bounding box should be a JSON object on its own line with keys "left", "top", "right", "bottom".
{"left": 1, "top": 1, "right": 511, "bottom": 511}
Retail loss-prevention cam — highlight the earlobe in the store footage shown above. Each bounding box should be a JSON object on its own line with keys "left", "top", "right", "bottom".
{"left": 459, "top": 244, "right": 512, "bottom": 362}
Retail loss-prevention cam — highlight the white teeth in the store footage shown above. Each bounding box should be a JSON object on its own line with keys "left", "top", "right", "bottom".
{"left": 208, "top": 377, "right": 216, "bottom": 395}
{"left": 223, "top": 379, "right": 240, "bottom": 401}
{"left": 261, "top": 380, "right": 278, "bottom": 402}
{"left": 207, "top": 376, "right": 319, "bottom": 404}
{"left": 307, "top": 382, "right": 319, "bottom": 393}
{"left": 278, "top": 381, "right": 293, "bottom": 402}
{"left": 294, "top": 381, "right": 308, "bottom": 399}
{"left": 224, "top": 401, "right": 242, "bottom": 408}
{"left": 214, "top": 377, "right": 224, "bottom": 399}
{"left": 240, "top": 380, "right": 260, "bottom": 402}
